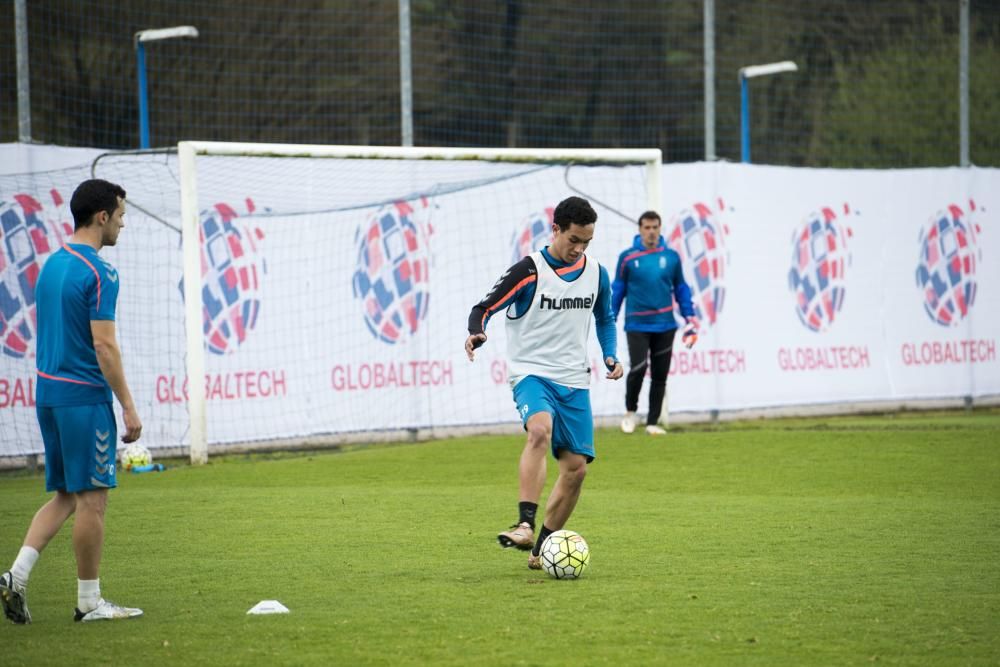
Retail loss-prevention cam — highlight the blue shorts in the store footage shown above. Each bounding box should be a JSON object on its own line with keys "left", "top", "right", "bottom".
{"left": 37, "top": 403, "right": 118, "bottom": 493}
{"left": 512, "top": 375, "right": 595, "bottom": 462}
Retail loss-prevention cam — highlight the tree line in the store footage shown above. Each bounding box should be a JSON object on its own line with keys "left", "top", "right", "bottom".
{"left": 1, "top": 0, "right": 997, "bottom": 167}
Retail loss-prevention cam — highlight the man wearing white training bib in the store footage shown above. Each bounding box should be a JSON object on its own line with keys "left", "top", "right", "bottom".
{"left": 465, "top": 196, "right": 623, "bottom": 570}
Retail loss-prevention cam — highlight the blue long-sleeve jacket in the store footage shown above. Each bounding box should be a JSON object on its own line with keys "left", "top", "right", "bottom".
{"left": 611, "top": 234, "right": 694, "bottom": 333}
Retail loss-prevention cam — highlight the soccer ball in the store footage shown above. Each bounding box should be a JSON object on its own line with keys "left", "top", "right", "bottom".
{"left": 539, "top": 530, "right": 590, "bottom": 579}
{"left": 120, "top": 444, "right": 152, "bottom": 471}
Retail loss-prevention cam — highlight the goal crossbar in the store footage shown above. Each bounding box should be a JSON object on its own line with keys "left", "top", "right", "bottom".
{"left": 180, "top": 141, "right": 661, "bottom": 165}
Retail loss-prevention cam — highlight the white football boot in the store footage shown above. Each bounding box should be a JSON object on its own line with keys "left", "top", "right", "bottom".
{"left": 620, "top": 412, "right": 637, "bottom": 434}
{"left": 74, "top": 598, "right": 143, "bottom": 622}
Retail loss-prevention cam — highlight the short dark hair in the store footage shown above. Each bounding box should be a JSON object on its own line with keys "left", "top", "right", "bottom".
{"left": 553, "top": 196, "right": 597, "bottom": 231}
{"left": 637, "top": 210, "right": 661, "bottom": 225}
{"left": 71, "top": 179, "right": 126, "bottom": 230}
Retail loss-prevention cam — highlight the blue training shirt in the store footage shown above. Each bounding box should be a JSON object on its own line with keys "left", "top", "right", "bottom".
{"left": 611, "top": 234, "right": 694, "bottom": 333}
{"left": 35, "top": 243, "right": 118, "bottom": 406}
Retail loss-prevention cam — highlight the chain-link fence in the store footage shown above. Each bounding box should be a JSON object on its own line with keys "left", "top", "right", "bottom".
{"left": 2, "top": 0, "right": 998, "bottom": 166}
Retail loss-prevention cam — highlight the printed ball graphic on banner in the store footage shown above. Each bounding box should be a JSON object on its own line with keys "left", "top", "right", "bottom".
{"left": 352, "top": 199, "right": 433, "bottom": 345}
{"left": 915, "top": 203, "right": 982, "bottom": 327}
{"left": 179, "top": 200, "right": 266, "bottom": 355}
{"left": 0, "top": 192, "right": 70, "bottom": 359}
{"left": 666, "top": 202, "right": 729, "bottom": 325}
{"left": 788, "top": 206, "right": 853, "bottom": 333}
{"left": 510, "top": 208, "right": 554, "bottom": 264}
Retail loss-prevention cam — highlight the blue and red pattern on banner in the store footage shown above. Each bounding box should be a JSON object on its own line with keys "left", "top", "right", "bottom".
{"left": 509, "top": 207, "right": 554, "bottom": 264}
{"left": 352, "top": 199, "right": 433, "bottom": 345}
{"left": 0, "top": 191, "right": 71, "bottom": 358}
{"left": 667, "top": 201, "right": 729, "bottom": 326}
{"left": 788, "top": 205, "right": 853, "bottom": 333}
{"left": 180, "top": 200, "right": 266, "bottom": 355}
{"left": 915, "top": 202, "right": 982, "bottom": 327}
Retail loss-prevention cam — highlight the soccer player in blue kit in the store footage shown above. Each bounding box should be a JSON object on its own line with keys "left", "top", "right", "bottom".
{"left": 612, "top": 210, "right": 698, "bottom": 436}
{"left": 464, "top": 196, "right": 623, "bottom": 570}
{"left": 1, "top": 179, "right": 143, "bottom": 624}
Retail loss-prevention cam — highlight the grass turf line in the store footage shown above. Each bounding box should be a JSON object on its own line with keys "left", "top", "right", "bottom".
{"left": 0, "top": 409, "right": 997, "bottom": 666}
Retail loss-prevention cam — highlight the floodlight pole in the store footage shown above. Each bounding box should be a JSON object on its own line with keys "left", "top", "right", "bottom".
{"left": 703, "top": 0, "right": 716, "bottom": 161}
{"left": 135, "top": 26, "right": 199, "bottom": 149}
{"left": 739, "top": 60, "right": 797, "bottom": 163}
{"left": 959, "top": 0, "right": 969, "bottom": 167}
{"left": 15, "top": 0, "right": 31, "bottom": 142}
{"left": 398, "top": 0, "right": 414, "bottom": 147}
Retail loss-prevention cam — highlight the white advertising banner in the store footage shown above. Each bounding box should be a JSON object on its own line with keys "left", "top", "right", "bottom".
{"left": 659, "top": 163, "right": 999, "bottom": 411}
{"left": 1, "top": 144, "right": 997, "bottom": 456}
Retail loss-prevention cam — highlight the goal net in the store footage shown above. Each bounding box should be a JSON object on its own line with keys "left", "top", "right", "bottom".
{"left": 2, "top": 143, "right": 660, "bottom": 463}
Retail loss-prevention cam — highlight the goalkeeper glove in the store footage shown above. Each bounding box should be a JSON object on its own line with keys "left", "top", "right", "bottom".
{"left": 681, "top": 316, "right": 700, "bottom": 349}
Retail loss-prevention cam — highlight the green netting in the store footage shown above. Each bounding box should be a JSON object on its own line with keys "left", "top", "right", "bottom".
{"left": 1, "top": 0, "right": 998, "bottom": 166}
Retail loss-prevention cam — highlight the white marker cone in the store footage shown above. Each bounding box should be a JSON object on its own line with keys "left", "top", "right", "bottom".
{"left": 247, "top": 600, "right": 290, "bottom": 615}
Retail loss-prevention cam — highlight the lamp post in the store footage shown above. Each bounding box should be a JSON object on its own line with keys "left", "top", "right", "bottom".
{"left": 739, "top": 60, "right": 797, "bottom": 163}
{"left": 135, "top": 25, "right": 199, "bottom": 149}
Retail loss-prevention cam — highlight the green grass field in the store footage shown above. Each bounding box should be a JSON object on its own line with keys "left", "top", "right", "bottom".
{"left": 2, "top": 409, "right": 998, "bottom": 666}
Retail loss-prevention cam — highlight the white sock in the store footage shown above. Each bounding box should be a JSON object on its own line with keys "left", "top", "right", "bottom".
{"left": 78, "top": 579, "right": 101, "bottom": 612}
{"left": 10, "top": 546, "right": 39, "bottom": 588}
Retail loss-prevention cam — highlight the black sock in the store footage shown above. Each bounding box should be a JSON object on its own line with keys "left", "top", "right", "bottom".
{"left": 518, "top": 502, "right": 538, "bottom": 529}
{"left": 532, "top": 525, "right": 554, "bottom": 556}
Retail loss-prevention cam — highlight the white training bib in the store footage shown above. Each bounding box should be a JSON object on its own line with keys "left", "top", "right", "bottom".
{"left": 506, "top": 251, "right": 599, "bottom": 388}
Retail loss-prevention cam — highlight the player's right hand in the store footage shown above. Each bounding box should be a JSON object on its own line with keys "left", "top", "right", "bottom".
{"left": 122, "top": 406, "right": 142, "bottom": 443}
{"left": 464, "top": 333, "right": 487, "bottom": 361}
{"left": 682, "top": 316, "right": 700, "bottom": 349}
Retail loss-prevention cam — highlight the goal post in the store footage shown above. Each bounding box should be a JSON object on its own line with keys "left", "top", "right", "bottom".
{"left": 178, "top": 141, "right": 208, "bottom": 464}
{"left": 177, "top": 141, "right": 662, "bottom": 464}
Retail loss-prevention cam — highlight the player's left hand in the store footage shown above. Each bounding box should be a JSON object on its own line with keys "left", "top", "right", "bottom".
{"left": 605, "top": 357, "right": 623, "bottom": 380}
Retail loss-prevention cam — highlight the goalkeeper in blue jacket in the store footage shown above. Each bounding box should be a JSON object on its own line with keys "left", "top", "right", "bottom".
{"left": 611, "top": 211, "right": 698, "bottom": 435}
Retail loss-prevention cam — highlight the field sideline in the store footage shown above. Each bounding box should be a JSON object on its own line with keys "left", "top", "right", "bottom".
{"left": 1, "top": 409, "right": 998, "bottom": 666}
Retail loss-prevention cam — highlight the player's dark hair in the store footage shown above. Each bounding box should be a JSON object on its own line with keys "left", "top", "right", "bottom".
{"left": 638, "top": 210, "right": 661, "bottom": 226}
{"left": 553, "top": 196, "right": 597, "bottom": 231}
{"left": 71, "top": 179, "right": 126, "bottom": 230}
